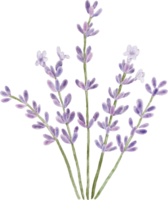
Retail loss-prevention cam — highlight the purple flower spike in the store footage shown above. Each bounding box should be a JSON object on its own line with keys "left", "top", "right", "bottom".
{"left": 108, "top": 87, "right": 130, "bottom": 101}
{"left": 0, "top": 84, "right": 12, "bottom": 105}
{"left": 133, "top": 97, "right": 144, "bottom": 118}
{"left": 35, "top": 51, "right": 48, "bottom": 67}
{"left": 95, "top": 135, "right": 116, "bottom": 152}
{"left": 144, "top": 75, "right": 168, "bottom": 98}
{"left": 14, "top": 88, "right": 30, "bottom": 111}
{"left": 57, "top": 46, "right": 70, "bottom": 61}
{"left": 76, "top": 110, "right": 87, "bottom": 130}
{"left": 84, "top": 0, "right": 103, "bottom": 19}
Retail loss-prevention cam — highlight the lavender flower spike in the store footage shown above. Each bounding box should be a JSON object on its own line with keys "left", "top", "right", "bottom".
{"left": 35, "top": 51, "right": 48, "bottom": 67}
{"left": 16, "top": 90, "right": 29, "bottom": 109}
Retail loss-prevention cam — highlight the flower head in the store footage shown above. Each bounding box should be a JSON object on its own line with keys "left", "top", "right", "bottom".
{"left": 134, "top": 69, "right": 145, "bottom": 83}
{"left": 76, "top": 46, "right": 93, "bottom": 63}
{"left": 77, "top": 22, "right": 99, "bottom": 37}
{"left": 85, "top": 1, "right": 102, "bottom": 18}
{"left": 43, "top": 126, "right": 59, "bottom": 145}
{"left": 75, "top": 78, "right": 98, "bottom": 91}
{"left": 0, "top": 86, "right": 12, "bottom": 103}
{"left": 57, "top": 46, "right": 70, "bottom": 61}
{"left": 123, "top": 45, "right": 139, "bottom": 62}
{"left": 35, "top": 51, "right": 48, "bottom": 67}
{"left": 108, "top": 87, "right": 130, "bottom": 101}
{"left": 25, "top": 101, "right": 41, "bottom": 119}
{"left": 116, "top": 74, "right": 134, "bottom": 85}
{"left": 44, "top": 65, "right": 63, "bottom": 79}
{"left": 47, "top": 79, "right": 68, "bottom": 93}
{"left": 61, "top": 127, "right": 79, "bottom": 144}
{"left": 56, "top": 109, "right": 75, "bottom": 124}
{"left": 15, "top": 90, "right": 29, "bottom": 109}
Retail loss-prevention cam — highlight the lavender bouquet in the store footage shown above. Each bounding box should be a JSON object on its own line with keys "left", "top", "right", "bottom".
{"left": 0, "top": 1, "right": 168, "bottom": 200}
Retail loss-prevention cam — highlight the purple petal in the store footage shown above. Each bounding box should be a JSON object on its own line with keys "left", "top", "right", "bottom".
{"left": 93, "top": 112, "right": 99, "bottom": 121}
{"left": 89, "top": 6, "right": 94, "bottom": 16}
{"left": 42, "top": 132, "right": 56, "bottom": 148}
{"left": 46, "top": 77, "right": 58, "bottom": 94}
{"left": 144, "top": 81, "right": 152, "bottom": 95}
{"left": 60, "top": 80, "right": 68, "bottom": 92}
{"left": 110, "top": 120, "right": 118, "bottom": 129}
{"left": 49, "top": 123, "right": 60, "bottom": 139}
{"left": 23, "top": 90, "right": 29, "bottom": 103}
{"left": 136, "top": 121, "right": 150, "bottom": 137}
{"left": 93, "top": 1, "right": 98, "bottom": 9}
{"left": 31, "top": 121, "right": 46, "bottom": 132}
{"left": 19, "top": 95, "right": 25, "bottom": 103}
{"left": 75, "top": 44, "right": 83, "bottom": 65}
{"left": 78, "top": 81, "right": 86, "bottom": 90}
{"left": 45, "top": 112, "right": 49, "bottom": 123}
{"left": 67, "top": 109, "right": 76, "bottom": 125}
{"left": 85, "top": 0, "right": 90, "bottom": 13}
{"left": 110, "top": 106, "right": 115, "bottom": 115}
{"left": 157, "top": 88, "right": 168, "bottom": 98}
{"left": 55, "top": 60, "right": 63, "bottom": 71}
{"left": 76, "top": 110, "right": 87, "bottom": 130}
{"left": 96, "top": 119, "right": 104, "bottom": 131}
{"left": 151, "top": 75, "right": 157, "bottom": 88}
{"left": 125, "top": 139, "right": 139, "bottom": 154}
{"left": 32, "top": 101, "right": 37, "bottom": 112}
{"left": 152, "top": 88, "right": 158, "bottom": 96}
{"left": 5, "top": 86, "right": 11, "bottom": 96}
{"left": 72, "top": 132, "right": 79, "bottom": 144}
{"left": 56, "top": 66, "right": 64, "bottom": 79}
{"left": 89, "top": 78, "right": 96, "bottom": 86}
{"left": 142, "top": 103, "right": 157, "bottom": 120}
{"left": 89, "top": 84, "right": 98, "bottom": 90}
{"left": 133, "top": 97, "right": 144, "bottom": 118}
{"left": 93, "top": 6, "right": 103, "bottom": 19}
{"left": 63, "top": 91, "right": 72, "bottom": 109}
{"left": 124, "top": 136, "right": 128, "bottom": 145}
{"left": 0, "top": 97, "right": 12, "bottom": 105}
{"left": 116, "top": 93, "right": 124, "bottom": 100}
{"left": 91, "top": 30, "right": 99, "bottom": 36}
{"left": 110, "top": 126, "right": 120, "bottom": 131}
{"left": 106, "top": 126, "right": 110, "bottom": 135}
{"left": 102, "top": 103, "right": 109, "bottom": 113}
{"left": 105, "top": 139, "right": 118, "bottom": 154}
{"left": 116, "top": 134, "right": 121, "bottom": 146}
{"left": 50, "top": 93, "right": 58, "bottom": 100}
{"left": 24, "top": 108, "right": 37, "bottom": 121}
{"left": 108, "top": 88, "right": 114, "bottom": 98}
{"left": 0, "top": 91, "right": 8, "bottom": 97}
{"left": 75, "top": 80, "right": 81, "bottom": 88}
{"left": 83, "top": 21, "right": 88, "bottom": 33}
{"left": 52, "top": 97, "right": 62, "bottom": 109}
{"left": 128, "top": 115, "right": 134, "bottom": 129}
{"left": 14, "top": 102, "right": 27, "bottom": 111}
{"left": 102, "top": 145, "right": 106, "bottom": 152}
{"left": 74, "top": 126, "right": 79, "bottom": 133}
{"left": 37, "top": 105, "right": 41, "bottom": 114}
{"left": 120, "top": 143, "right": 124, "bottom": 153}
{"left": 88, "top": 119, "right": 94, "bottom": 128}
{"left": 60, "top": 126, "right": 71, "bottom": 146}
{"left": 106, "top": 98, "right": 111, "bottom": 111}
{"left": 131, "top": 127, "right": 137, "bottom": 136}
{"left": 76, "top": 22, "right": 84, "bottom": 36}
{"left": 114, "top": 106, "right": 124, "bottom": 115}
{"left": 123, "top": 92, "right": 130, "bottom": 98}
{"left": 85, "top": 43, "right": 94, "bottom": 65}
{"left": 158, "top": 78, "right": 168, "bottom": 88}
{"left": 55, "top": 110, "right": 65, "bottom": 126}
{"left": 55, "top": 79, "right": 60, "bottom": 92}
{"left": 94, "top": 133, "right": 104, "bottom": 151}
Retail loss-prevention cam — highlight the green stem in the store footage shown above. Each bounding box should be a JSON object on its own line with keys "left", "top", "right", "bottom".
{"left": 91, "top": 73, "right": 126, "bottom": 199}
{"left": 83, "top": 17, "right": 92, "bottom": 200}
{"left": 10, "top": 95, "right": 81, "bottom": 199}
{"left": 94, "top": 95, "right": 154, "bottom": 199}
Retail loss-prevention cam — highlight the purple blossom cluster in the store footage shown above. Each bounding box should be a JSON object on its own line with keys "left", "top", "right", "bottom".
{"left": 0, "top": 0, "right": 168, "bottom": 154}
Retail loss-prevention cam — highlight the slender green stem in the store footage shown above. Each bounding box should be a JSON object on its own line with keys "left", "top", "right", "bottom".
{"left": 94, "top": 95, "right": 154, "bottom": 199}
{"left": 83, "top": 17, "right": 92, "bottom": 200}
{"left": 10, "top": 95, "right": 81, "bottom": 199}
{"left": 91, "top": 73, "right": 126, "bottom": 198}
